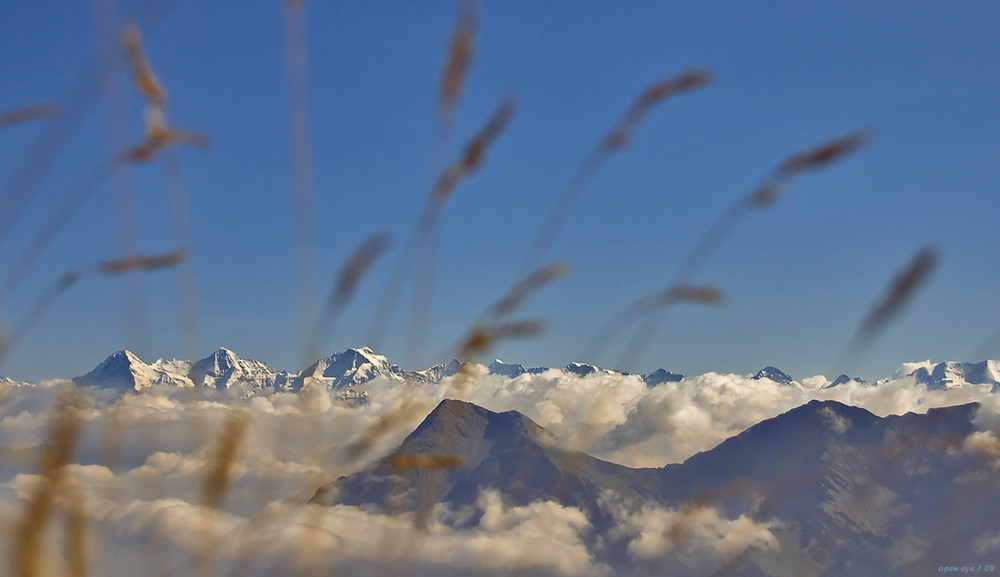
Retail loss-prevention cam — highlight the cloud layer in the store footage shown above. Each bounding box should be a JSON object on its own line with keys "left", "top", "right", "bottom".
{"left": 0, "top": 365, "right": 997, "bottom": 575}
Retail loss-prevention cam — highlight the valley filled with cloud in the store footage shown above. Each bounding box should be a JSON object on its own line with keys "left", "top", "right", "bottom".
{"left": 1, "top": 349, "right": 998, "bottom": 576}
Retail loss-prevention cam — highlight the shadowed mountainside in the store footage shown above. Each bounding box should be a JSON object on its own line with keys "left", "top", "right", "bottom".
{"left": 314, "top": 398, "right": 998, "bottom": 576}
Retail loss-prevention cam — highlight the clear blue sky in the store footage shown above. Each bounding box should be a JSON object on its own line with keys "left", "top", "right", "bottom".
{"left": 2, "top": 0, "right": 999, "bottom": 383}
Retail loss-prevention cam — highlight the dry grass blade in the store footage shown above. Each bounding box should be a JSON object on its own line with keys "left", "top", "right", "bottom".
{"left": 367, "top": 101, "right": 516, "bottom": 349}
{"left": 0, "top": 163, "right": 113, "bottom": 308}
{"left": 117, "top": 108, "right": 209, "bottom": 165}
{"left": 387, "top": 453, "right": 465, "bottom": 470}
{"left": 121, "top": 25, "right": 167, "bottom": 108}
{"left": 450, "top": 319, "right": 544, "bottom": 396}
{"left": 520, "top": 70, "right": 710, "bottom": 275}
{"left": 331, "top": 234, "right": 392, "bottom": 309}
{"left": 14, "top": 390, "right": 91, "bottom": 577}
{"left": 64, "top": 484, "right": 89, "bottom": 577}
{"left": 0, "top": 271, "right": 82, "bottom": 364}
{"left": 747, "top": 130, "right": 870, "bottom": 209}
{"left": 458, "top": 319, "right": 544, "bottom": 361}
{"left": 835, "top": 245, "right": 939, "bottom": 373}
{"left": 282, "top": 0, "right": 319, "bottom": 369}
{"left": 0, "top": 104, "right": 59, "bottom": 130}
{"left": 307, "top": 233, "right": 392, "bottom": 365}
{"left": 97, "top": 246, "right": 190, "bottom": 275}
{"left": 603, "top": 69, "right": 712, "bottom": 151}
{"left": 201, "top": 412, "right": 248, "bottom": 510}
{"left": 490, "top": 261, "right": 571, "bottom": 318}
{"left": 438, "top": 0, "right": 477, "bottom": 119}
{"left": 641, "top": 284, "right": 726, "bottom": 310}
{"left": 345, "top": 399, "right": 435, "bottom": 461}
{"left": 777, "top": 131, "right": 871, "bottom": 178}
{"left": 0, "top": 319, "right": 8, "bottom": 364}
{"left": 0, "top": 1, "right": 181, "bottom": 252}
{"left": 2, "top": 245, "right": 186, "bottom": 363}
{"left": 430, "top": 98, "right": 516, "bottom": 206}
{"left": 601, "top": 130, "right": 870, "bottom": 369}
{"left": 858, "top": 246, "right": 938, "bottom": 338}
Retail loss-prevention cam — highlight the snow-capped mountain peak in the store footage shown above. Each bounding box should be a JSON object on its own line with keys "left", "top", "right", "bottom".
{"left": 642, "top": 368, "right": 684, "bottom": 387}
{"left": 899, "top": 360, "right": 1000, "bottom": 390}
{"left": 564, "top": 361, "right": 599, "bottom": 377}
{"left": 295, "top": 346, "right": 397, "bottom": 390}
{"left": 825, "top": 373, "right": 869, "bottom": 388}
{"left": 188, "top": 347, "right": 279, "bottom": 390}
{"left": 488, "top": 358, "right": 526, "bottom": 378}
{"left": 75, "top": 350, "right": 193, "bottom": 391}
{"left": 751, "top": 365, "right": 794, "bottom": 385}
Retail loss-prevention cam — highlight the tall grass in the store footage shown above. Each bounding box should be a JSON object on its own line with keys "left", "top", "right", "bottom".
{"left": 0, "top": 3, "right": 968, "bottom": 577}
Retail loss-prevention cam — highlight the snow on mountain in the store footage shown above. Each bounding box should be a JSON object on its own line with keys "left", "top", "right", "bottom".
{"left": 61, "top": 346, "right": 1000, "bottom": 397}
{"left": 486, "top": 359, "right": 548, "bottom": 378}
{"left": 0, "top": 375, "right": 30, "bottom": 388}
{"left": 642, "top": 368, "right": 684, "bottom": 386}
{"left": 74, "top": 348, "right": 282, "bottom": 392}
{"left": 894, "top": 360, "right": 1000, "bottom": 390}
{"left": 825, "top": 373, "right": 869, "bottom": 388}
{"left": 487, "top": 358, "right": 527, "bottom": 378}
{"left": 564, "top": 361, "right": 601, "bottom": 377}
{"left": 74, "top": 350, "right": 194, "bottom": 390}
{"left": 315, "top": 397, "right": 998, "bottom": 576}
{"left": 312, "top": 398, "right": 662, "bottom": 517}
{"left": 751, "top": 365, "right": 794, "bottom": 385}
{"left": 290, "top": 346, "right": 399, "bottom": 391}
{"left": 188, "top": 347, "right": 281, "bottom": 390}
{"left": 403, "top": 358, "right": 464, "bottom": 383}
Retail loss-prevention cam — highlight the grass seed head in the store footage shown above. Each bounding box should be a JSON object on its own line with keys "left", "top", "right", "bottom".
{"left": 492, "top": 261, "right": 572, "bottom": 317}
{"left": 201, "top": 412, "right": 248, "bottom": 510}
{"left": 387, "top": 453, "right": 465, "bottom": 471}
{"left": 332, "top": 233, "right": 392, "bottom": 306}
{"left": 0, "top": 104, "right": 59, "bottom": 130}
{"left": 98, "top": 247, "right": 190, "bottom": 275}
{"left": 778, "top": 131, "right": 870, "bottom": 177}
{"left": 439, "top": 0, "right": 477, "bottom": 116}
{"left": 861, "top": 246, "right": 938, "bottom": 335}
{"left": 121, "top": 25, "right": 167, "bottom": 108}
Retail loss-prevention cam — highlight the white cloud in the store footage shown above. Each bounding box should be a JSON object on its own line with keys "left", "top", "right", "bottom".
{"left": 0, "top": 367, "right": 997, "bottom": 576}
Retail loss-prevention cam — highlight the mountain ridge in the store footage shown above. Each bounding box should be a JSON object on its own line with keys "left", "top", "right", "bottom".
{"left": 9, "top": 346, "right": 996, "bottom": 395}
{"left": 315, "top": 397, "right": 997, "bottom": 576}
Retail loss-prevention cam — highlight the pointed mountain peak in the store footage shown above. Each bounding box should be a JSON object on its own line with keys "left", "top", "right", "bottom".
{"left": 293, "top": 346, "right": 395, "bottom": 391}
{"left": 105, "top": 349, "right": 143, "bottom": 364}
{"left": 75, "top": 349, "right": 190, "bottom": 390}
{"left": 189, "top": 347, "right": 277, "bottom": 390}
{"left": 488, "top": 358, "right": 527, "bottom": 378}
{"left": 752, "top": 365, "right": 793, "bottom": 385}
{"left": 826, "top": 374, "right": 868, "bottom": 388}
{"left": 565, "top": 361, "right": 599, "bottom": 377}
{"left": 643, "top": 368, "right": 684, "bottom": 387}
{"left": 414, "top": 398, "right": 544, "bottom": 440}
{"left": 342, "top": 346, "right": 383, "bottom": 360}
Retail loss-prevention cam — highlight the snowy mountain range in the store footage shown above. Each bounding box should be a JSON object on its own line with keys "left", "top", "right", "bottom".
{"left": 4, "top": 346, "right": 999, "bottom": 394}
{"left": 314, "top": 397, "right": 999, "bottom": 576}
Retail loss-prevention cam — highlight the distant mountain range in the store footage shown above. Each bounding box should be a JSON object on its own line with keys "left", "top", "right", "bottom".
{"left": 3, "top": 346, "right": 999, "bottom": 394}
{"left": 314, "top": 397, "right": 999, "bottom": 576}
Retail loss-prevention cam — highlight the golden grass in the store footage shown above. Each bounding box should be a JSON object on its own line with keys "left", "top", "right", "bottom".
{"left": 13, "top": 390, "right": 91, "bottom": 577}
{"left": 520, "top": 71, "right": 712, "bottom": 275}
{"left": 0, "top": 5, "right": 963, "bottom": 577}
{"left": 0, "top": 104, "right": 59, "bottom": 130}
{"left": 387, "top": 453, "right": 465, "bottom": 471}
{"left": 121, "top": 25, "right": 167, "bottom": 109}
{"left": 438, "top": 0, "right": 477, "bottom": 120}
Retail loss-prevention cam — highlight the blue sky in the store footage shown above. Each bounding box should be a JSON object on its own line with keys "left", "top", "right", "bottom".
{"left": 1, "top": 0, "right": 999, "bottom": 382}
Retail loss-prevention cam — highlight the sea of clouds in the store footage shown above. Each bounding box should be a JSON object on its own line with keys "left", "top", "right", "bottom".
{"left": 1, "top": 365, "right": 997, "bottom": 576}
